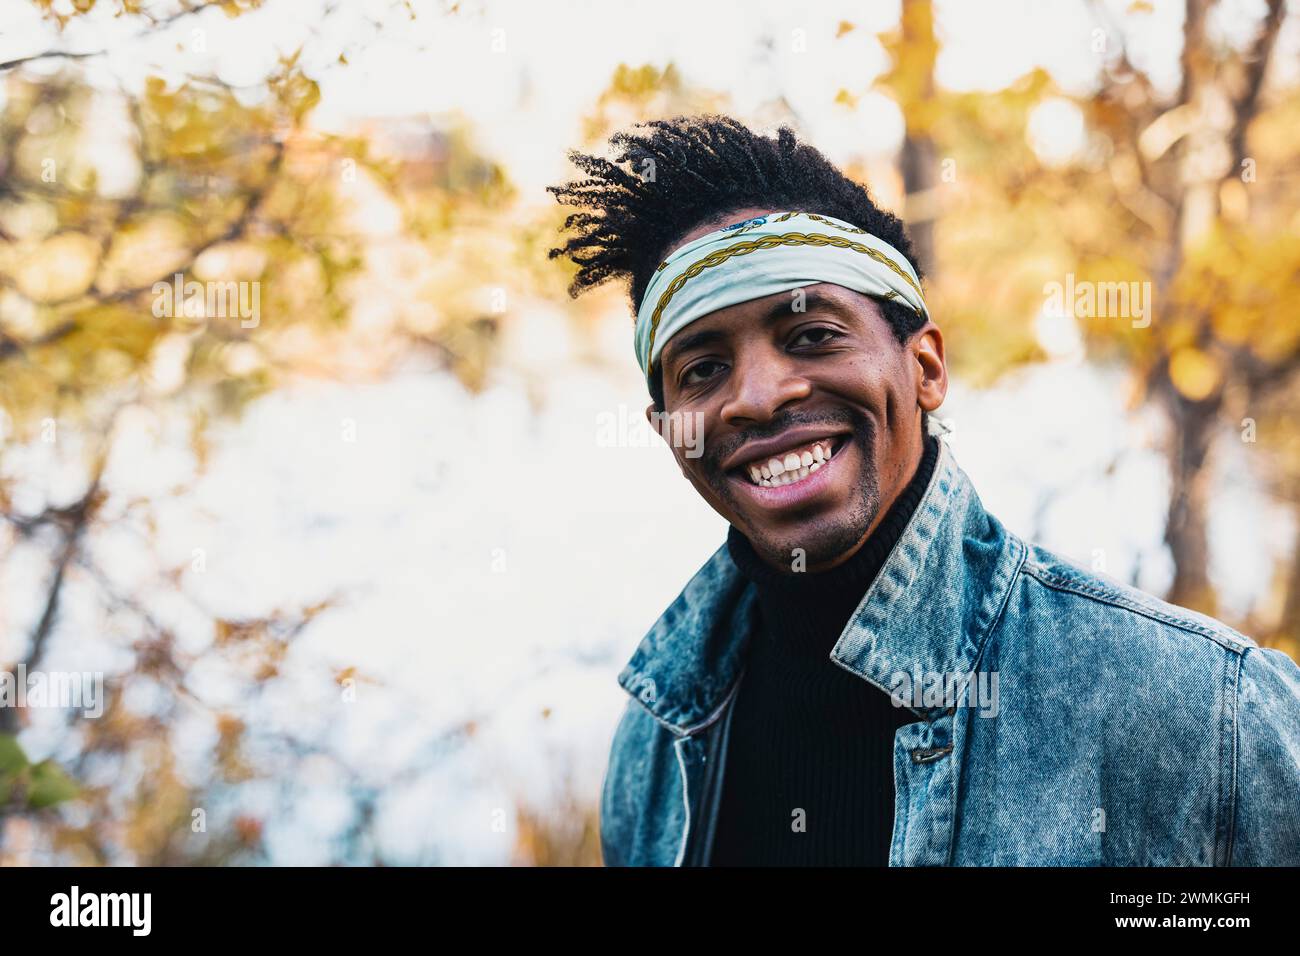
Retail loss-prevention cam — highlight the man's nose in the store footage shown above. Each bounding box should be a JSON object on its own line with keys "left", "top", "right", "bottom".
{"left": 718, "top": 352, "right": 812, "bottom": 426}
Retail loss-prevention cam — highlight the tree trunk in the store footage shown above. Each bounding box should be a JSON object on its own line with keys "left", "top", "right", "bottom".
{"left": 1163, "top": 392, "right": 1219, "bottom": 614}
{"left": 1275, "top": 512, "right": 1300, "bottom": 648}
{"left": 900, "top": 135, "right": 937, "bottom": 275}
{"left": 899, "top": 0, "right": 938, "bottom": 277}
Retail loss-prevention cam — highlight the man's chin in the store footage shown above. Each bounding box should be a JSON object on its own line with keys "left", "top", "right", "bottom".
{"left": 739, "top": 519, "right": 873, "bottom": 572}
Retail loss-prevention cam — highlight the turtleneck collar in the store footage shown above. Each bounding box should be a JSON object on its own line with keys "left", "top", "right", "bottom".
{"left": 726, "top": 432, "right": 940, "bottom": 657}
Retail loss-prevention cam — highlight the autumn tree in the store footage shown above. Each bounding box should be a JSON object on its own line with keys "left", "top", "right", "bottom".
{"left": 0, "top": 1, "right": 370, "bottom": 863}
{"left": 871, "top": 0, "right": 1298, "bottom": 646}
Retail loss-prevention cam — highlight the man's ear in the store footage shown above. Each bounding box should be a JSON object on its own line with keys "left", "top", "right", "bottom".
{"left": 912, "top": 324, "right": 948, "bottom": 413}
{"left": 644, "top": 403, "right": 665, "bottom": 443}
{"left": 645, "top": 403, "right": 690, "bottom": 478}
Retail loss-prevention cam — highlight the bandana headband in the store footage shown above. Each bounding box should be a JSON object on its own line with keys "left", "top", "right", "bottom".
{"left": 634, "top": 210, "right": 928, "bottom": 386}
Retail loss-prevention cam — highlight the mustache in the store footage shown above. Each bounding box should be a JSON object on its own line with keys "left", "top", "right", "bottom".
{"left": 703, "top": 407, "right": 866, "bottom": 476}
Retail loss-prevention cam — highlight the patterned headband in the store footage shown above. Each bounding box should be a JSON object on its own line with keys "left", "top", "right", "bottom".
{"left": 634, "top": 211, "right": 928, "bottom": 386}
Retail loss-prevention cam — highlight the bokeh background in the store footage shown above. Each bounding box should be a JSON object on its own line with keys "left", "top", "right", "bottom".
{"left": 0, "top": 0, "right": 1297, "bottom": 865}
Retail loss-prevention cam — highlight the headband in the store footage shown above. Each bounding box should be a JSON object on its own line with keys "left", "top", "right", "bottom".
{"left": 634, "top": 210, "right": 928, "bottom": 386}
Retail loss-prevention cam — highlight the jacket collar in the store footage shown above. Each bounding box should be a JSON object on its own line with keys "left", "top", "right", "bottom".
{"left": 616, "top": 439, "right": 1025, "bottom": 734}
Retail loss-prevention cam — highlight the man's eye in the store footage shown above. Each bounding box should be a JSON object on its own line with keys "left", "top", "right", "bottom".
{"left": 682, "top": 360, "right": 725, "bottom": 385}
{"left": 791, "top": 327, "right": 841, "bottom": 347}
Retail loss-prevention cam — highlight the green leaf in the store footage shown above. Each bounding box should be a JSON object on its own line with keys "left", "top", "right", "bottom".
{"left": 27, "top": 760, "right": 79, "bottom": 809}
{"left": 0, "top": 733, "right": 28, "bottom": 775}
{"left": 0, "top": 734, "right": 29, "bottom": 806}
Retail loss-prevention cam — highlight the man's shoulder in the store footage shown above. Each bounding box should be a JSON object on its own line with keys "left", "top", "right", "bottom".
{"left": 997, "top": 538, "right": 1300, "bottom": 788}
{"left": 1011, "top": 538, "right": 1257, "bottom": 657}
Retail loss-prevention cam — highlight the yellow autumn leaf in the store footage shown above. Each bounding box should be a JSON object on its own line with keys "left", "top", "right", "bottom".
{"left": 1168, "top": 347, "right": 1221, "bottom": 401}
{"left": 16, "top": 231, "right": 99, "bottom": 302}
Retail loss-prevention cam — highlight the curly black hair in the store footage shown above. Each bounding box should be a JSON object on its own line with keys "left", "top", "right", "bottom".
{"left": 546, "top": 114, "right": 926, "bottom": 410}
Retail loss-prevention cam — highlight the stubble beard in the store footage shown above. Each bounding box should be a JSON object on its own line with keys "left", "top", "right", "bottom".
{"left": 700, "top": 410, "right": 882, "bottom": 572}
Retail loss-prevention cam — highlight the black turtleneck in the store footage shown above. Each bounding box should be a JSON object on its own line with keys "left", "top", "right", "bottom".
{"left": 708, "top": 432, "right": 940, "bottom": 866}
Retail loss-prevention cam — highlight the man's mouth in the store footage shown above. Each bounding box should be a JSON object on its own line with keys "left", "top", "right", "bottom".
{"left": 730, "top": 435, "right": 848, "bottom": 488}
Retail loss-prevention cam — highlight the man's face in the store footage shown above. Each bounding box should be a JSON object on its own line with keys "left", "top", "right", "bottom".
{"left": 648, "top": 209, "right": 947, "bottom": 572}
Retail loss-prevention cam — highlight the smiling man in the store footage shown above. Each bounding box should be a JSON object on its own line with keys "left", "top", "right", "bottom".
{"left": 654, "top": 279, "right": 941, "bottom": 577}
{"left": 548, "top": 115, "right": 1300, "bottom": 867}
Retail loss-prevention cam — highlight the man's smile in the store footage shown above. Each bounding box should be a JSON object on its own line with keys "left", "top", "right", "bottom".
{"left": 718, "top": 428, "right": 855, "bottom": 511}
{"left": 735, "top": 435, "right": 846, "bottom": 486}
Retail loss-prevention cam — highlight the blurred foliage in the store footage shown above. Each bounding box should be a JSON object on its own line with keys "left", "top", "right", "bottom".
{"left": 869, "top": 0, "right": 1299, "bottom": 645}
{"left": 0, "top": 0, "right": 586, "bottom": 866}
{"left": 0, "top": 62, "right": 363, "bottom": 428}
{"left": 0, "top": 732, "right": 79, "bottom": 810}
{"left": 511, "top": 783, "right": 601, "bottom": 867}
{"left": 1, "top": 0, "right": 444, "bottom": 865}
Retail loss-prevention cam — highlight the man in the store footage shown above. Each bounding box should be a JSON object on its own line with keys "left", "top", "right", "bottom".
{"left": 547, "top": 115, "right": 1300, "bottom": 866}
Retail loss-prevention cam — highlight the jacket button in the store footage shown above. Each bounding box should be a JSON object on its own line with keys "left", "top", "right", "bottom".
{"left": 910, "top": 744, "right": 953, "bottom": 764}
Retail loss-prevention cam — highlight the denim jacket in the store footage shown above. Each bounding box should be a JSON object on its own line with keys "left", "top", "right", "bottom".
{"left": 600, "top": 438, "right": 1300, "bottom": 866}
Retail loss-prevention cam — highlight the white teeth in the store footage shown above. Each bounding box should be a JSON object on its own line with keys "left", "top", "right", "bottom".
{"left": 743, "top": 439, "right": 839, "bottom": 486}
